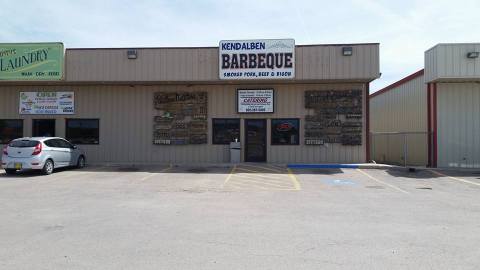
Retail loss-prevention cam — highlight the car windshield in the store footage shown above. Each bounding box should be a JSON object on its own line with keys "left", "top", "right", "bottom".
{"left": 9, "top": 140, "right": 40, "bottom": 148}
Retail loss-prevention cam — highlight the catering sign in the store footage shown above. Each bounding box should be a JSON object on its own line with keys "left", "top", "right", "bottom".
{"left": 0, "top": 43, "right": 64, "bottom": 81}
{"left": 237, "top": 89, "right": 274, "bottom": 113}
{"left": 19, "top": 92, "right": 74, "bottom": 115}
{"left": 219, "top": 39, "right": 295, "bottom": 80}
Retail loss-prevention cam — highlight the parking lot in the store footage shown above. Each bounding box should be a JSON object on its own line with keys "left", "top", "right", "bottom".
{"left": 0, "top": 164, "right": 479, "bottom": 269}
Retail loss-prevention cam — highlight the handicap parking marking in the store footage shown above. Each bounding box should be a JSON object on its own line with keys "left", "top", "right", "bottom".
{"left": 429, "top": 170, "right": 480, "bottom": 187}
{"left": 356, "top": 169, "right": 410, "bottom": 194}
{"left": 322, "top": 179, "right": 357, "bottom": 186}
{"left": 223, "top": 164, "right": 301, "bottom": 191}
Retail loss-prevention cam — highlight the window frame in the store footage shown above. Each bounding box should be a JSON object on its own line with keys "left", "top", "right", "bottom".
{"left": 212, "top": 118, "right": 241, "bottom": 145}
{"left": 270, "top": 118, "right": 300, "bottom": 146}
{"left": 65, "top": 118, "right": 100, "bottom": 145}
{"left": 0, "top": 119, "right": 24, "bottom": 144}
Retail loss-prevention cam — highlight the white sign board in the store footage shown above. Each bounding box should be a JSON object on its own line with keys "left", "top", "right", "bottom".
{"left": 219, "top": 39, "right": 295, "bottom": 80}
{"left": 19, "top": 91, "right": 74, "bottom": 115}
{"left": 237, "top": 89, "right": 274, "bottom": 113}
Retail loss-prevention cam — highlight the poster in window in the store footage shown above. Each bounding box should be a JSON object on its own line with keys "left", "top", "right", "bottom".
{"left": 237, "top": 89, "right": 274, "bottom": 113}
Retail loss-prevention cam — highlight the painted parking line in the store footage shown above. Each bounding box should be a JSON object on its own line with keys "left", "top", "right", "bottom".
{"left": 235, "top": 168, "right": 290, "bottom": 180}
{"left": 137, "top": 164, "right": 173, "bottom": 182}
{"left": 39, "top": 168, "right": 108, "bottom": 183}
{"left": 356, "top": 169, "right": 410, "bottom": 194}
{"left": 429, "top": 170, "right": 480, "bottom": 187}
{"left": 287, "top": 168, "right": 301, "bottom": 190}
{"left": 239, "top": 163, "right": 284, "bottom": 173}
{"left": 223, "top": 164, "right": 300, "bottom": 191}
{"left": 222, "top": 165, "right": 237, "bottom": 188}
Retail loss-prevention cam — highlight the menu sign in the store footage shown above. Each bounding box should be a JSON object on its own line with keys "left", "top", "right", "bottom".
{"left": 19, "top": 91, "right": 74, "bottom": 115}
{"left": 237, "top": 89, "right": 274, "bottom": 113}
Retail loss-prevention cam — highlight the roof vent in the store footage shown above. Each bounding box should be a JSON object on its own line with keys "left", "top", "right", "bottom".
{"left": 342, "top": 46, "right": 353, "bottom": 56}
{"left": 127, "top": 49, "right": 137, "bottom": 59}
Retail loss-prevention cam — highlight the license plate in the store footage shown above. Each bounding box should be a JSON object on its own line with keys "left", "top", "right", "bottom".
{"left": 14, "top": 163, "right": 22, "bottom": 170}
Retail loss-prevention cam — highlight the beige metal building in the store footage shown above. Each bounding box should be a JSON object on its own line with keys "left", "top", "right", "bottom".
{"left": 0, "top": 42, "right": 380, "bottom": 164}
{"left": 370, "top": 43, "right": 480, "bottom": 168}
{"left": 370, "top": 70, "right": 428, "bottom": 166}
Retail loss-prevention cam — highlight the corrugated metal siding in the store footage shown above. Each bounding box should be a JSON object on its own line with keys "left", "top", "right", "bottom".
{"left": 437, "top": 83, "right": 480, "bottom": 168}
{"left": 65, "top": 44, "right": 379, "bottom": 82}
{"left": 425, "top": 43, "right": 480, "bottom": 82}
{"left": 369, "top": 75, "right": 428, "bottom": 165}
{"left": 0, "top": 83, "right": 366, "bottom": 164}
{"left": 370, "top": 75, "right": 427, "bottom": 132}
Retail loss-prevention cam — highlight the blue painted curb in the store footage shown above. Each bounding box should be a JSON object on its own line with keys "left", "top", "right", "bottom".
{"left": 287, "top": 164, "right": 360, "bottom": 169}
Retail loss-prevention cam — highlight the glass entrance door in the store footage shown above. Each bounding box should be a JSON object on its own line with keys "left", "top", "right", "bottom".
{"left": 245, "top": 119, "right": 267, "bottom": 162}
{"left": 32, "top": 119, "right": 56, "bottom": 137}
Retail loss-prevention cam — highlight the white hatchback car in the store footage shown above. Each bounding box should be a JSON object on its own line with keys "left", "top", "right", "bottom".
{"left": 2, "top": 137, "right": 86, "bottom": 175}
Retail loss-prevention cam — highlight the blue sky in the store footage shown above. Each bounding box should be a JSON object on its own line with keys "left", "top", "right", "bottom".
{"left": 1, "top": 0, "right": 479, "bottom": 92}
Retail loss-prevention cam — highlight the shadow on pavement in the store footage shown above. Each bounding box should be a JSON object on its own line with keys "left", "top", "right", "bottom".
{"left": 384, "top": 168, "right": 441, "bottom": 179}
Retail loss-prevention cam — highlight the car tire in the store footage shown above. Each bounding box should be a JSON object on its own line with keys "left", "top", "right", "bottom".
{"left": 77, "top": 156, "right": 86, "bottom": 168}
{"left": 5, "top": 169, "right": 16, "bottom": 175}
{"left": 42, "top": 159, "right": 54, "bottom": 175}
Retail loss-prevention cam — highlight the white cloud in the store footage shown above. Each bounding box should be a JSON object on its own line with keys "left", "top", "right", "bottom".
{"left": 1, "top": 0, "right": 479, "bottom": 91}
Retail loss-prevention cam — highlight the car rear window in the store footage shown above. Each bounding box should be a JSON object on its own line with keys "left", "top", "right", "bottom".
{"left": 9, "top": 140, "right": 40, "bottom": 148}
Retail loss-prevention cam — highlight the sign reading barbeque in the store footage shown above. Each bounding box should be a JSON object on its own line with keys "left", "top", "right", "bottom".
{"left": 219, "top": 39, "right": 295, "bottom": 80}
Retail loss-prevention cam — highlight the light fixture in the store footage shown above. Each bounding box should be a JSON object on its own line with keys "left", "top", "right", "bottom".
{"left": 467, "top": 51, "right": 479, "bottom": 59}
{"left": 342, "top": 46, "right": 353, "bottom": 56}
{"left": 127, "top": 49, "right": 137, "bottom": 59}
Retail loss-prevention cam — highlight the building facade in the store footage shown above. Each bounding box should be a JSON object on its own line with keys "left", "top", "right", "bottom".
{"left": 370, "top": 70, "right": 428, "bottom": 166}
{"left": 370, "top": 43, "right": 480, "bottom": 168}
{"left": 0, "top": 41, "right": 380, "bottom": 164}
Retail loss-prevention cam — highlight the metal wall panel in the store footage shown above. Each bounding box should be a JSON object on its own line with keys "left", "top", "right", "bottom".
{"left": 370, "top": 75, "right": 427, "bottom": 132}
{"left": 0, "top": 83, "right": 366, "bottom": 164}
{"left": 370, "top": 75, "right": 428, "bottom": 165}
{"left": 437, "top": 83, "right": 480, "bottom": 168}
{"left": 65, "top": 44, "right": 379, "bottom": 82}
{"left": 425, "top": 43, "right": 480, "bottom": 82}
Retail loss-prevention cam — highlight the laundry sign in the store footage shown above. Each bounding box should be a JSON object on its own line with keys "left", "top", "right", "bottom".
{"left": 19, "top": 91, "right": 74, "bottom": 115}
{"left": 237, "top": 89, "right": 274, "bottom": 113}
{"left": 0, "top": 43, "right": 64, "bottom": 80}
{"left": 219, "top": 39, "right": 295, "bottom": 80}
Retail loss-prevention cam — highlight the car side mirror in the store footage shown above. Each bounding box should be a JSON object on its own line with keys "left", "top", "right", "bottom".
{"left": 72, "top": 145, "right": 77, "bottom": 149}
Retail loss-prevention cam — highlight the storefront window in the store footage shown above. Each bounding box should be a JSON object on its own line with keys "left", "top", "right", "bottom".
{"left": 66, "top": 119, "right": 100, "bottom": 144}
{"left": 271, "top": 119, "right": 299, "bottom": 145}
{"left": 0, "top": 120, "right": 23, "bottom": 144}
{"left": 212, "top": 119, "right": 240, "bottom": 144}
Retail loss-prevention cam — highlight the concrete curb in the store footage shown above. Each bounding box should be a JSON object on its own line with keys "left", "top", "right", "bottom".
{"left": 88, "top": 162, "right": 402, "bottom": 170}
{"left": 287, "top": 163, "right": 398, "bottom": 169}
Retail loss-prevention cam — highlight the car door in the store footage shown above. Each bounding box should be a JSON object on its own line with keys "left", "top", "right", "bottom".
{"left": 55, "top": 139, "right": 73, "bottom": 166}
{"left": 44, "top": 139, "right": 65, "bottom": 166}
{"left": 63, "top": 139, "right": 79, "bottom": 166}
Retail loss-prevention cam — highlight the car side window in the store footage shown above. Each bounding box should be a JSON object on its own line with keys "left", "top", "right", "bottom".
{"left": 56, "top": 139, "right": 70, "bottom": 149}
{"left": 44, "top": 139, "right": 57, "bottom": 147}
{"left": 63, "top": 140, "right": 75, "bottom": 149}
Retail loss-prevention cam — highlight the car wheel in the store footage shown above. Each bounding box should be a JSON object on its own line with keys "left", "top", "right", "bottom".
{"left": 77, "top": 156, "right": 86, "bottom": 168}
{"left": 5, "top": 169, "right": 16, "bottom": 175}
{"left": 42, "top": 159, "right": 54, "bottom": 175}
